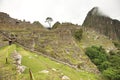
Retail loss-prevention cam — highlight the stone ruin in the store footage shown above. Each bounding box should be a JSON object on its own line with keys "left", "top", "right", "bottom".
{"left": 11, "top": 50, "right": 26, "bottom": 74}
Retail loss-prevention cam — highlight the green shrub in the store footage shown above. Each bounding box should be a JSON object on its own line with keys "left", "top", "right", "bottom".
{"left": 86, "top": 46, "right": 109, "bottom": 72}
{"left": 85, "top": 47, "right": 99, "bottom": 59}
{"left": 74, "top": 29, "right": 83, "bottom": 41}
{"left": 99, "top": 61, "right": 111, "bottom": 71}
{"left": 92, "top": 58, "right": 101, "bottom": 65}
{"left": 85, "top": 46, "right": 108, "bottom": 63}
{"left": 85, "top": 45, "right": 120, "bottom": 80}
{"left": 108, "top": 52, "right": 120, "bottom": 68}
{"left": 103, "top": 68, "right": 120, "bottom": 80}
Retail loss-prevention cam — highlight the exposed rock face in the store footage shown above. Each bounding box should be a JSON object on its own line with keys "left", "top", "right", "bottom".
{"left": 83, "top": 7, "right": 120, "bottom": 41}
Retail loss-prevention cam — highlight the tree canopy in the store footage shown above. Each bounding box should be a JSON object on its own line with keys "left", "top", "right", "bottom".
{"left": 45, "top": 17, "right": 53, "bottom": 27}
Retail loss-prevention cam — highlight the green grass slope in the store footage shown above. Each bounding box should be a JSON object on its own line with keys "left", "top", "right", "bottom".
{"left": 79, "top": 29, "right": 116, "bottom": 52}
{"left": 0, "top": 44, "right": 103, "bottom": 80}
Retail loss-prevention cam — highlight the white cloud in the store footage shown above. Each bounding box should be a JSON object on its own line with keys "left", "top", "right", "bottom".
{"left": 93, "top": 0, "right": 120, "bottom": 20}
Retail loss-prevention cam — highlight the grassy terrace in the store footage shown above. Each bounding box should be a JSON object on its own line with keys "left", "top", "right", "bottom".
{"left": 0, "top": 44, "right": 103, "bottom": 80}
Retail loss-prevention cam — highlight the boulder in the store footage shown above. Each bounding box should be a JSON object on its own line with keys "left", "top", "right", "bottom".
{"left": 62, "top": 75, "right": 70, "bottom": 80}
{"left": 16, "top": 65, "right": 26, "bottom": 74}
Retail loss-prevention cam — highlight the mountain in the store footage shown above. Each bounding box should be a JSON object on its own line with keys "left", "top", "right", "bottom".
{"left": 0, "top": 11, "right": 118, "bottom": 80}
{"left": 82, "top": 7, "right": 120, "bottom": 41}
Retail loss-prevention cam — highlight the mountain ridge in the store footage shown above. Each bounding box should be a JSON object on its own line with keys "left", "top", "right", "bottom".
{"left": 83, "top": 7, "right": 120, "bottom": 41}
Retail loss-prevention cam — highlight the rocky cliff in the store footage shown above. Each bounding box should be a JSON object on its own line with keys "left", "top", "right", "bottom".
{"left": 83, "top": 7, "right": 120, "bottom": 41}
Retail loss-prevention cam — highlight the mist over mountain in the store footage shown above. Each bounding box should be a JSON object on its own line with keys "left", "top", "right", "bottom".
{"left": 83, "top": 7, "right": 120, "bottom": 41}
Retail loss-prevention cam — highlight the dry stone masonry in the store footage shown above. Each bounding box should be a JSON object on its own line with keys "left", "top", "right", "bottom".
{"left": 11, "top": 50, "right": 26, "bottom": 74}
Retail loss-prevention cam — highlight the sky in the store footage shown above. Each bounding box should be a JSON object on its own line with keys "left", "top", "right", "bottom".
{"left": 0, "top": 0, "right": 120, "bottom": 27}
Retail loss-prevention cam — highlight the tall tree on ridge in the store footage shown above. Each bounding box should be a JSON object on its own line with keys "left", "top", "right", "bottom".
{"left": 45, "top": 17, "right": 53, "bottom": 27}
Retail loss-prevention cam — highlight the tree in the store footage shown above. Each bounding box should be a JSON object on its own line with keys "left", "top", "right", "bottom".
{"left": 45, "top": 17, "right": 53, "bottom": 27}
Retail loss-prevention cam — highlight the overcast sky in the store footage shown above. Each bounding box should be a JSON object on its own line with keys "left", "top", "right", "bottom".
{"left": 0, "top": 0, "right": 120, "bottom": 26}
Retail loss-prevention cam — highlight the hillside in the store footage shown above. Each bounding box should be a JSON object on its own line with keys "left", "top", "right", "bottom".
{"left": 80, "top": 28, "right": 116, "bottom": 52}
{"left": 0, "top": 11, "right": 119, "bottom": 80}
{"left": 0, "top": 15, "right": 100, "bottom": 74}
{"left": 0, "top": 12, "right": 44, "bottom": 31}
{"left": 0, "top": 44, "right": 103, "bottom": 80}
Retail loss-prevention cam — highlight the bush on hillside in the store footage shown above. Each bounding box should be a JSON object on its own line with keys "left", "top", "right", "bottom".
{"left": 85, "top": 46, "right": 108, "bottom": 66}
{"left": 85, "top": 45, "right": 120, "bottom": 80}
{"left": 103, "top": 68, "right": 120, "bottom": 80}
{"left": 74, "top": 29, "right": 83, "bottom": 41}
{"left": 98, "top": 61, "right": 111, "bottom": 71}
